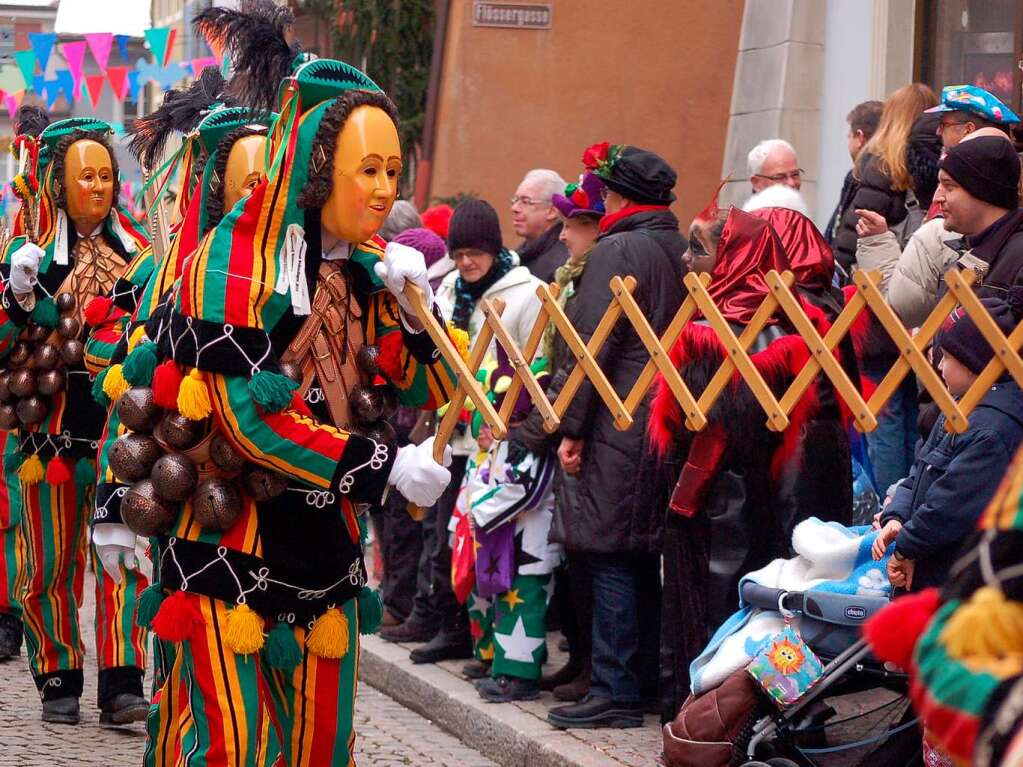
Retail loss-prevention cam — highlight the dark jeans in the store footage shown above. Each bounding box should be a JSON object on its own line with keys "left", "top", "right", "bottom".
{"left": 405, "top": 455, "right": 467, "bottom": 631}
{"left": 864, "top": 371, "right": 919, "bottom": 494}
{"left": 587, "top": 552, "right": 661, "bottom": 703}
{"left": 380, "top": 490, "right": 425, "bottom": 623}
{"left": 552, "top": 552, "right": 592, "bottom": 661}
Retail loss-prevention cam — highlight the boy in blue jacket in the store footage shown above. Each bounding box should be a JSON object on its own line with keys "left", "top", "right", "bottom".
{"left": 872, "top": 297, "right": 1023, "bottom": 590}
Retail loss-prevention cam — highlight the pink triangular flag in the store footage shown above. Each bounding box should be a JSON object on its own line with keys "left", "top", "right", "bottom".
{"left": 106, "top": 65, "right": 129, "bottom": 99}
{"left": 60, "top": 41, "right": 87, "bottom": 90}
{"left": 190, "top": 57, "right": 217, "bottom": 77}
{"left": 84, "top": 73, "right": 105, "bottom": 109}
{"left": 85, "top": 32, "right": 113, "bottom": 73}
{"left": 4, "top": 93, "right": 17, "bottom": 120}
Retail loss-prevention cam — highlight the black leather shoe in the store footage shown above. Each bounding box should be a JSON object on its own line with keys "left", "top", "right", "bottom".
{"left": 0, "top": 613, "right": 23, "bottom": 661}
{"left": 477, "top": 675, "right": 541, "bottom": 703}
{"left": 461, "top": 659, "right": 491, "bottom": 680}
{"left": 41, "top": 696, "right": 80, "bottom": 725}
{"left": 409, "top": 628, "right": 472, "bottom": 664}
{"left": 99, "top": 693, "right": 150, "bottom": 725}
{"left": 547, "top": 694, "right": 643, "bottom": 729}
{"left": 378, "top": 618, "right": 437, "bottom": 644}
{"left": 541, "top": 658, "right": 584, "bottom": 691}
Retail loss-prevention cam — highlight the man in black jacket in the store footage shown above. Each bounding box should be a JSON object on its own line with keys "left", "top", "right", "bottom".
{"left": 546, "top": 145, "right": 687, "bottom": 730}
{"left": 825, "top": 100, "right": 883, "bottom": 245}
{"left": 512, "top": 168, "right": 570, "bottom": 283}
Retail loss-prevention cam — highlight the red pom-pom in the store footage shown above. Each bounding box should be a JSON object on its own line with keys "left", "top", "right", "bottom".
{"left": 290, "top": 391, "right": 312, "bottom": 417}
{"left": 420, "top": 204, "right": 453, "bottom": 239}
{"left": 582, "top": 141, "right": 611, "bottom": 170}
{"left": 151, "top": 360, "right": 184, "bottom": 410}
{"left": 376, "top": 332, "right": 404, "bottom": 383}
{"left": 84, "top": 296, "right": 114, "bottom": 327}
{"left": 151, "top": 591, "right": 205, "bottom": 643}
{"left": 863, "top": 588, "right": 942, "bottom": 669}
{"left": 45, "top": 457, "right": 73, "bottom": 485}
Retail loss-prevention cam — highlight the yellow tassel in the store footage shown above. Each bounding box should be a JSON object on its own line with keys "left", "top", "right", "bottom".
{"left": 127, "top": 325, "right": 148, "bottom": 353}
{"left": 940, "top": 586, "right": 1023, "bottom": 659}
{"left": 102, "top": 363, "right": 129, "bottom": 401}
{"left": 305, "top": 607, "right": 350, "bottom": 659}
{"left": 177, "top": 368, "right": 212, "bottom": 421}
{"left": 17, "top": 454, "right": 44, "bottom": 486}
{"left": 224, "top": 603, "right": 265, "bottom": 655}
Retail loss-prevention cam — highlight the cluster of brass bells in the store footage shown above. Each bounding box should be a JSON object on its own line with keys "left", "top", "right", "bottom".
{"left": 110, "top": 385, "right": 290, "bottom": 537}
{"left": 0, "top": 292, "right": 83, "bottom": 430}
{"left": 349, "top": 345, "right": 398, "bottom": 443}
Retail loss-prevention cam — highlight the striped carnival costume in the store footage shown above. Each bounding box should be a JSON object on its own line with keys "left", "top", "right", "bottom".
{"left": 96, "top": 95, "right": 278, "bottom": 765}
{"left": 95, "top": 55, "right": 458, "bottom": 766}
{"left": 0, "top": 117, "right": 151, "bottom": 723}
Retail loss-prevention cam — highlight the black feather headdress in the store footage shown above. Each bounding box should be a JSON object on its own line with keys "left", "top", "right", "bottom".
{"left": 13, "top": 105, "right": 50, "bottom": 138}
{"left": 192, "top": 0, "right": 302, "bottom": 114}
{"left": 126, "top": 66, "right": 227, "bottom": 170}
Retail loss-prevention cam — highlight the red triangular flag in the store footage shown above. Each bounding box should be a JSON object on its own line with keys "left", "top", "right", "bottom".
{"left": 106, "top": 65, "right": 129, "bottom": 100}
{"left": 84, "top": 73, "right": 105, "bottom": 109}
{"left": 163, "top": 28, "right": 178, "bottom": 67}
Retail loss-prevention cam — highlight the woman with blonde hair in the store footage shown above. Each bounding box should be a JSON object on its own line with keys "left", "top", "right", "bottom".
{"left": 833, "top": 83, "right": 941, "bottom": 271}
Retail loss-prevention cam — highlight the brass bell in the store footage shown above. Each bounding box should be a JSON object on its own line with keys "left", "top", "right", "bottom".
{"left": 55, "top": 292, "right": 77, "bottom": 313}
{"left": 8, "top": 342, "right": 30, "bottom": 368}
{"left": 60, "top": 339, "right": 85, "bottom": 366}
{"left": 0, "top": 404, "right": 18, "bottom": 430}
{"left": 121, "top": 479, "right": 178, "bottom": 536}
{"left": 117, "top": 387, "right": 160, "bottom": 433}
{"left": 57, "top": 316, "right": 81, "bottom": 340}
{"left": 155, "top": 412, "right": 203, "bottom": 451}
{"left": 355, "top": 345, "right": 380, "bottom": 377}
{"left": 27, "top": 323, "right": 49, "bottom": 342}
{"left": 279, "top": 362, "right": 303, "bottom": 383}
{"left": 358, "top": 420, "right": 396, "bottom": 446}
{"left": 16, "top": 396, "right": 47, "bottom": 425}
{"left": 242, "top": 467, "right": 288, "bottom": 502}
{"left": 151, "top": 453, "right": 198, "bottom": 502}
{"left": 108, "top": 433, "right": 162, "bottom": 484}
{"left": 348, "top": 385, "right": 383, "bottom": 426}
{"left": 8, "top": 369, "right": 36, "bottom": 398}
{"left": 0, "top": 372, "right": 11, "bottom": 403}
{"left": 210, "top": 434, "right": 246, "bottom": 474}
{"left": 191, "top": 478, "right": 242, "bottom": 531}
{"left": 33, "top": 343, "right": 60, "bottom": 370}
{"left": 36, "top": 369, "right": 66, "bottom": 396}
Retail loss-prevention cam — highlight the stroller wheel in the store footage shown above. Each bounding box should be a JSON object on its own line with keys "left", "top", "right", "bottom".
{"left": 739, "top": 763, "right": 772, "bottom": 767}
{"left": 766, "top": 760, "right": 799, "bottom": 767}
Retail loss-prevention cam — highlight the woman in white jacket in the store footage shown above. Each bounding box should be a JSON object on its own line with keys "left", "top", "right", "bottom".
{"left": 405, "top": 198, "right": 546, "bottom": 666}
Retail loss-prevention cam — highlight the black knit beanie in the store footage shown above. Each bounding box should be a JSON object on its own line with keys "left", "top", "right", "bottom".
{"left": 447, "top": 198, "right": 503, "bottom": 257}
{"left": 940, "top": 297, "right": 1017, "bottom": 374}
{"left": 939, "top": 136, "right": 1021, "bottom": 210}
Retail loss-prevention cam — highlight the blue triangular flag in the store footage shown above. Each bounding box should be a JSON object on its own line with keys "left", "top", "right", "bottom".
{"left": 154, "top": 61, "right": 187, "bottom": 90}
{"left": 31, "top": 73, "right": 46, "bottom": 96}
{"left": 44, "top": 78, "right": 59, "bottom": 109}
{"left": 114, "top": 34, "right": 131, "bottom": 64}
{"left": 127, "top": 70, "right": 141, "bottom": 103}
{"left": 55, "top": 69, "right": 75, "bottom": 105}
{"left": 27, "top": 32, "right": 56, "bottom": 73}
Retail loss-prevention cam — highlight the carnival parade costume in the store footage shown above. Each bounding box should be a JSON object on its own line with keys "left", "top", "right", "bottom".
{"left": 0, "top": 115, "right": 151, "bottom": 723}
{"left": 90, "top": 30, "right": 457, "bottom": 761}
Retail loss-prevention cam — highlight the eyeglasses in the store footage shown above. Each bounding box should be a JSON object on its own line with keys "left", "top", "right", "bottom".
{"left": 452, "top": 249, "right": 491, "bottom": 262}
{"left": 510, "top": 195, "right": 551, "bottom": 207}
{"left": 753, "top": 169, "right": 805, "bottom": 183}
{"left": 939, "top": 119, "right": 969, "bottom": 130}
{"left": 687, "top": 231, "right": 708, "bottom": 259}
{"left": 599, "top": 188, "right": 610, "bottom": 201}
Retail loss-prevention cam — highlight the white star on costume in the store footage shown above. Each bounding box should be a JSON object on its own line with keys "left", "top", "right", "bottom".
{"left": 494, "top": 617, "right": 545, "bottom": 664}
{"left": 469, "top": 592, "right": 492, "bottom": 616}
{"left": 542, "top": 578, "right": 556, "bottom": 605}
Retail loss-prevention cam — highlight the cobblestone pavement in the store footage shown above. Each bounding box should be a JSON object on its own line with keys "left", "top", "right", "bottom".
{"left": 0, "top": 571, "right": 497, "bottom": 767}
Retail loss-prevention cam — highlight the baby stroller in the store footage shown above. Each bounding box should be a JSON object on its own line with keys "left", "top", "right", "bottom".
{"left": 735, "top": 582, "right": 920, "bottom": 767}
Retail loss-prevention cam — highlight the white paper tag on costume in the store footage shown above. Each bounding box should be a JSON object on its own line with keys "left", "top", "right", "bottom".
{"left": 55, "top": 209, "right": 68, "bottom": 265}
{"left": 277, "top": 223, "right": 310, "bottom": 315}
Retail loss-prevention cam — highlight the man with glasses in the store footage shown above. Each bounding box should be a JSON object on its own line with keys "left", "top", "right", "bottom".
{"left": 926, "top": 84, "right": 1019, "bottom": 151}
{"left": 747, "top": 138, "right": 804, "bottom": 195}
{"left": 511, "top": 168, "right": 570, "bottom": 283}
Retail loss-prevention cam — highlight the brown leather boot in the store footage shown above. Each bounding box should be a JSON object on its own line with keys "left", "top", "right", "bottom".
{"left": 552, "top": 660, "right": 590, "bottom": 702}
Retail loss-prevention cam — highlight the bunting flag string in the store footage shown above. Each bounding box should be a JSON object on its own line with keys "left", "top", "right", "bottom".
{"left": 3, "top": 24, "right": 226, "bottom": 109}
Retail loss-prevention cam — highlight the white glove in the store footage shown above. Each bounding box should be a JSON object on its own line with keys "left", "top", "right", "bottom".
{"left": 93, "top": 523, "right": 138, "bottom": 585}
{"left": 375, "top": 241, "right": 434, "bottom": 320}
{"left": 388, "top": 436, "right": 452, "bottom": 507}
{"left": 8, "top": 242, "right": 44, "bottom": 295}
